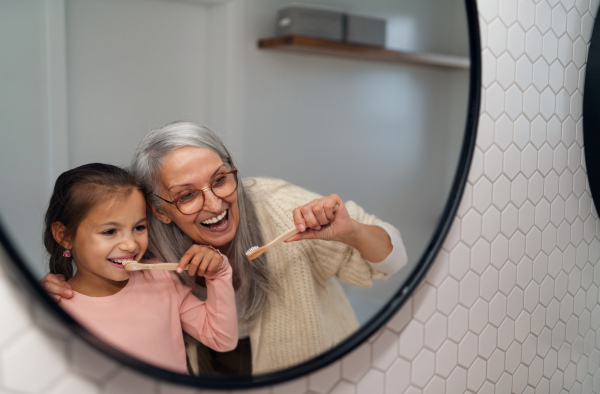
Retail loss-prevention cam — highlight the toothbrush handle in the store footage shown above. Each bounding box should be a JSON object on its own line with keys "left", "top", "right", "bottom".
{"left": 126, "top": 263, "right": 188, "bottom": 271}
{"left": 264, "top": 228, "right": 299, "bottom": 249}
{"left": 266, "top": 204, "right": 339, "bottom": 248}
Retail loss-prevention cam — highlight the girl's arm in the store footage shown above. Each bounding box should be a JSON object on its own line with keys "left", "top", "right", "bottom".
{"left": 174, "top": 251, "right": 238, "bottom": 352}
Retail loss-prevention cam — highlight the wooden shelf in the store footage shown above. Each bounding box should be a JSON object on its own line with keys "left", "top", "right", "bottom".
{"left": 258, "top": 35, "right": 470, "bottom": 70}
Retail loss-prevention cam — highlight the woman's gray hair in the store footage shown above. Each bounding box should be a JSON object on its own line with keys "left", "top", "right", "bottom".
{"left": 130, "top": 121, "right": 273, "bottom": 324}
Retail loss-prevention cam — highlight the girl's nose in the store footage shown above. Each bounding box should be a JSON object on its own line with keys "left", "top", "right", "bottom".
{"left": 120, "top": 233, "right": 138, "bottom": 252}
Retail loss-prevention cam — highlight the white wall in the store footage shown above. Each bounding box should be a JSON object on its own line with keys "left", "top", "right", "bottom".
{"left": 3, "top": 0, "right": 597, "bottom": 393}
{"left": 0, "top": 0, "right": 470, "bottom": 325}
{"left": 0, "top": 0, "right": 59, "bottom": 278}
{"left": 0, "top": 0, "right": 241, "bottom": 277}
{"left": 65, "top": 0, "right": 214, "bottom": 167}
{"left": 239, "top": 0, "right": 469, "bottom": 314}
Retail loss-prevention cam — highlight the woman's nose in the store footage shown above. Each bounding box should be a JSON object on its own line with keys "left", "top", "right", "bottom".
{"left": 203, "top": 189, "right": 222, "bottom": 212}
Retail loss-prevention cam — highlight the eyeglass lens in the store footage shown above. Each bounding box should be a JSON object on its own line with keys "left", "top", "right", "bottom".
{"left": 176, "top": 172, "right": 237, "bottom": 214}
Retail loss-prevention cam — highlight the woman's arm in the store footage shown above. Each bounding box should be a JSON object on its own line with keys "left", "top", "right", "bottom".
{"left": 283, "top": 193, "right": 407, "bottom": 283}
{"left": 40, "top": 273, "right": 74, "bottom": 302}
{"left": 287, "top": 194, "right": 393, "bottom": 261}
{"left": 364, "top": 223, "right": 408, "bottom": 274}
{"left": 249, "top": 177, "right": 406, "bottom": 286}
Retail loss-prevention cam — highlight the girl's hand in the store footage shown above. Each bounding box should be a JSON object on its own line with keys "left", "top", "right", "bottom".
{"left": 287, "top": 194, "right": 359, "bottom": 245}
{"left": 40, "top": 273, "right": 73, "bottom": 303}
{"left": 177, "top": 244, "right": 224, "bottom": 276}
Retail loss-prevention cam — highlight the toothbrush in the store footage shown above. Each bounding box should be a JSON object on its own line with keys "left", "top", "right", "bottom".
{"left": 245, "top": 204, "right": 339, "bottom": 261}
{"left": 117, "top": 260, "right": 189, "bottom": 271}
{"left": 245, "top": 227, "right": 300, "bottom": 261}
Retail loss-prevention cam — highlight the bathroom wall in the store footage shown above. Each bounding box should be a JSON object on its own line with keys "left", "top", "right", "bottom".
{"left": 1, "top": 1, "right": 600, "bottom": 394}
{"left": 0, "top": 0, "right": 469, "bottom": 326}
{"left": 0, "top": 0, "right": 467, "bottom": 290}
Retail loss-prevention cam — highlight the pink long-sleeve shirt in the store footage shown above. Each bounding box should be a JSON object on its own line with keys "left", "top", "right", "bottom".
{"left": 59, "top": 259, "right": 237, "bottom": 374}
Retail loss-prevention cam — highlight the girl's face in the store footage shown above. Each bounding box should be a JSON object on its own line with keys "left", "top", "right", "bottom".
{"left": 69, "top": 189, "right": 148, "bottom": 296}
{"left": 154, "top": 146, "right": 239, "bottom": 253}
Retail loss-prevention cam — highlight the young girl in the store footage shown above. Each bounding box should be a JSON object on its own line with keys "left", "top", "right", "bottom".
{"left": 43, "top": 163, "right": 237, "bottom": 374}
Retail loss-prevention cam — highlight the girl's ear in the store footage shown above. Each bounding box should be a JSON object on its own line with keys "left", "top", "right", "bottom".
{"left": 51, "top": 222, "right": 72, "bottom": 249}
{"left": 150, "top": 204, "right": 172, "bottom": 224}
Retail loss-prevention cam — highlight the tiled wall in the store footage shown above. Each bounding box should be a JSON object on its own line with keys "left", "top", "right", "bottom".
{"left": 1, "top": 0, "right": 600, "bottom": 392}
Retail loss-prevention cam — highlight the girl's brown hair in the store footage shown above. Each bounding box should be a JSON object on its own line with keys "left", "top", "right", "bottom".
{"left": 43, "top": 163, "right": 146, "bottom": 280}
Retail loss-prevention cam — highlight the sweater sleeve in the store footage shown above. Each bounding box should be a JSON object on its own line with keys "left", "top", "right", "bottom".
{"left": 249, "top": 177, "right": 405, "bottom": 288}
{"left": 366, "top": 223, "right": 408, "bottom": 274}
{"left": 310, "top": 198, "right": 399, "bottom": 288}
{"left": 171, "top": 258, "right": 238, "bottom": 352}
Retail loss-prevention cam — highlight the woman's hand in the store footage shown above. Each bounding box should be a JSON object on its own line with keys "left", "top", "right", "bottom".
{"left": 39, "top": 274, "right": 73, "bottom": 303}
{"left": 177, "top": 244, "right": 224, "bottom": 276}
{"left": 287, "top": 194, "right": 393, "bottom": 262}
{"left": 287, "top": 194, "right": 357, "bottom": 244}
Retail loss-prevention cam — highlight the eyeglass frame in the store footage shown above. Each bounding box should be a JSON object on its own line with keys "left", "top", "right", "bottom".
{"left": 153, "top": 169, "right": 238, "bottom": 215}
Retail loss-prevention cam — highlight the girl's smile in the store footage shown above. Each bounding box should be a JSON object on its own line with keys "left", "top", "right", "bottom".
{"left": 66, "top": 190, "right": 148, "bottom": 296}
{"left": 108, "top": 254, "right": 138, "bottom": 269}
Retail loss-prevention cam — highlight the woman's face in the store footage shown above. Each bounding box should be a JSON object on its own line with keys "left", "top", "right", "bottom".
{"left": 155, "top": 146, "right": 239, "bottom": 252}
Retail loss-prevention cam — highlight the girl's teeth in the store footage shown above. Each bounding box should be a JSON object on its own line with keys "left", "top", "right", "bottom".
{"left": 202, "top": 210, "right": 227, "bottom": 225}
{"left": 112, "top": 259, "right": 136, "bottom": 265}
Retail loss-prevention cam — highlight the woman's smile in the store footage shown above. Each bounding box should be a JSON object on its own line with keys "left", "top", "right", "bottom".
{"left": 157, "top": 146, "right": 240, "bottom": 251}
{"left": 200, "top": 209, "right": 230, "bottom": 231}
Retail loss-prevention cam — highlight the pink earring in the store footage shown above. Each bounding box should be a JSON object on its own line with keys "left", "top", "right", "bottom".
{"left": 62, "top": 250, "right": 71, "bottom": 258}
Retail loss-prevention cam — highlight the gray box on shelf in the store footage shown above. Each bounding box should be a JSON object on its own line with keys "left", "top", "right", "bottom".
{"left": 277, "top": 5, "right": 344, "bottom": 41}
{"left": 345, "top": 14, "right": 386, "bottom": 47}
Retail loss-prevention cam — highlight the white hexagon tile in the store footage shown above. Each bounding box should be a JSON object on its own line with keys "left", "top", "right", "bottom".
{"left": 2, "top": 0, "right": 600, "bottom": 393}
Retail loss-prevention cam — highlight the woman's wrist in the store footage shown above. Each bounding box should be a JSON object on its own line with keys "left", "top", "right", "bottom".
{"left": 345, "top": 221, "right": 393, "bottom": 263}
{"left": 338, "top": 219, "right": 365, "bottom": 248}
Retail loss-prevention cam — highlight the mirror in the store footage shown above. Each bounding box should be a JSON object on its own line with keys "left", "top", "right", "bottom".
{"left": 0, "top": 0, "right": 480, "bottom": 388}
{"left": 583, "top": 3, "right": 600, "bottom": 214}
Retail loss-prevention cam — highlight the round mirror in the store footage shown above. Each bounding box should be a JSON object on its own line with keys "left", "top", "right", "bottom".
{"left": 0, "top": 0, "right": 480, "bottom": 388}
{"left": 584, "top": 3, "right": 600, "bottom": 214}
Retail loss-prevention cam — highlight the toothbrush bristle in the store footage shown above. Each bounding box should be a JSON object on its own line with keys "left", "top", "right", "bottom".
{"left": 116, "top": 260, "right": 139, "bottom": 271}
{"left": 245, "top": 246, "right": 258, "bottom": 255}
{"left": 115, "top": 259, "right": 137, "bottom": 266}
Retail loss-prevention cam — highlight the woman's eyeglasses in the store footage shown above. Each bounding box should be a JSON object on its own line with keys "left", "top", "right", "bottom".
{"left": 154, "top": 170, "right": 238, "bottom": 215}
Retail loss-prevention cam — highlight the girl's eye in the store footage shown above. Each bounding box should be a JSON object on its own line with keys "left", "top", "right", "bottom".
{"left": 102, "top": 229, "right": 116, "bottom": 236}
{"left": 134, "top": 225, "right": 146, "bottom": 232}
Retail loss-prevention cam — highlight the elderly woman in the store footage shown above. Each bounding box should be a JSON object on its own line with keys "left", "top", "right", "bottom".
{"left": 42, "top": 121, "right": 407, "bottom": 375}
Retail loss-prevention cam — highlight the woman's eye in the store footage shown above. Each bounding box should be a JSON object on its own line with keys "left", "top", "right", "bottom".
{"left": 177, "top": 191, "right": 197, "bottom": 203}
{"left": 213, "top": 175, "right": 227, "bottom": 185}
{"left": 102, "top": 229, "right": 116, "bottom": 236}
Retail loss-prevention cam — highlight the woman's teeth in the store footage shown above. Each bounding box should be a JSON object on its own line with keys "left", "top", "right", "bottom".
{"left": 202, "top": 210, "right": 227, "bottom": 225}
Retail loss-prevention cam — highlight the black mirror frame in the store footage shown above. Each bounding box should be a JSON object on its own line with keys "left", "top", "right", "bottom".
{"left": 583, "top": 4, "right": 600, "bottom": 215}
{"left": 0, "top": 0, "right": 480, "bottom": 389}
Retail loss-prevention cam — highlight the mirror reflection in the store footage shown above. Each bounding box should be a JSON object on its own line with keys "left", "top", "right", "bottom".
{"left": 1, "top": 0, "right": 470, "bottom": 378}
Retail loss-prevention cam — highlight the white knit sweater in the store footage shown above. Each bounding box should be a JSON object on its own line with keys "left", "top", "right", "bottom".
{"left": 245, "top": 177, "right": 399, "bottom": 374}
